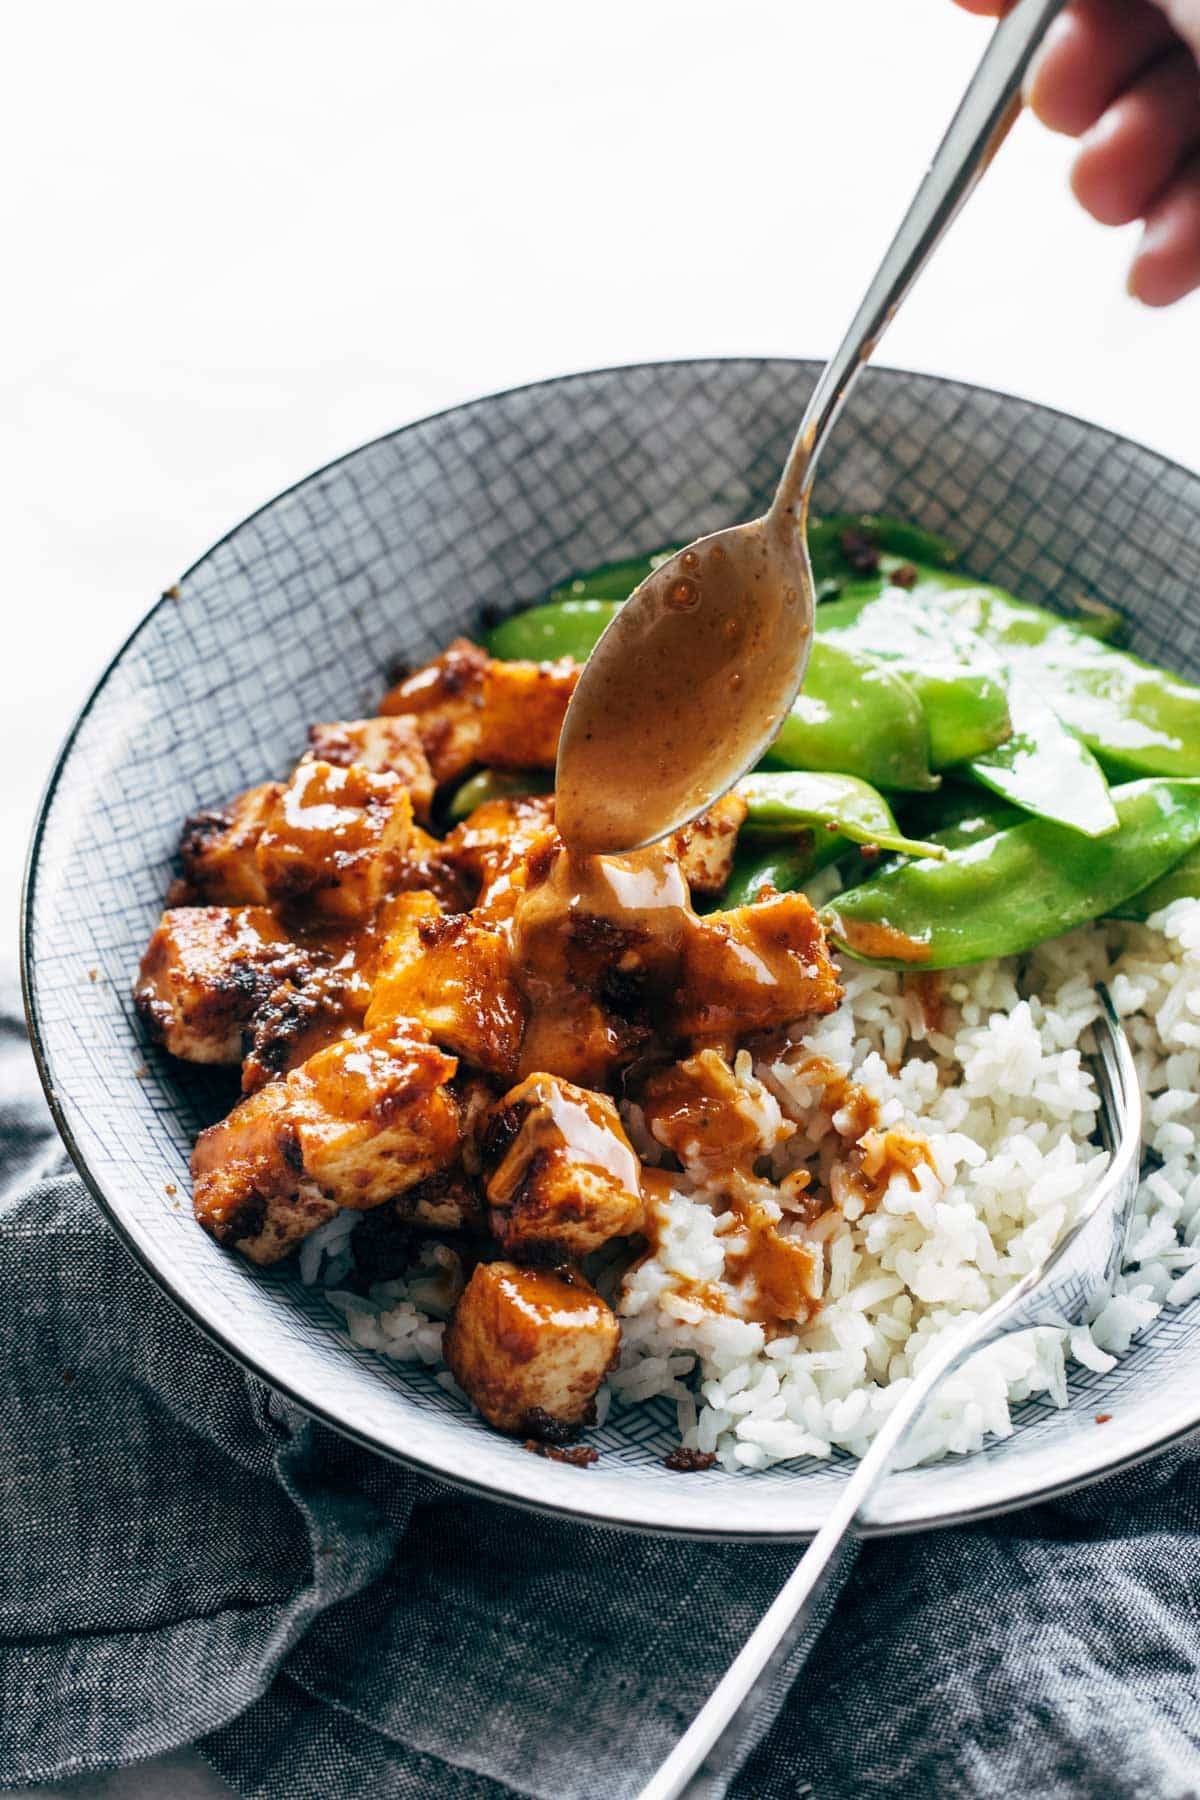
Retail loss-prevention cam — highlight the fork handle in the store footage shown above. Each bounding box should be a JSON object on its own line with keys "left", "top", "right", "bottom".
{"left": 767, "top": 0, "right": 1068, "bottom": 533}
{"left": 636, "top": 1326, "right": 976, "bottom": 1800}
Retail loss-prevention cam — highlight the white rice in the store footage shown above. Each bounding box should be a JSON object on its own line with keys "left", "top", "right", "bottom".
{"left": 302, "top": 896, "right": 1200, "bottom": 1472}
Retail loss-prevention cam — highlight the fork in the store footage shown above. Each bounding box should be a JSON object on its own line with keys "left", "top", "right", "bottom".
{"left": 638, "top": 984, "right": 1142, "bottom": 1800}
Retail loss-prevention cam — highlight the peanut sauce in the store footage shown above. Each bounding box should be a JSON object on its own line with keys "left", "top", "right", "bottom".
{"left": 555, "top": 522, "right": 808, "bottom": 854}
{"left": 831, "top": 916, "right": 932, "bottom": 965}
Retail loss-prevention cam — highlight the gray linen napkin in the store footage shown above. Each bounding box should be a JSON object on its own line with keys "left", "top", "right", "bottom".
{"left": 5, "top": 992, "right": 1200, "bottom": 1800}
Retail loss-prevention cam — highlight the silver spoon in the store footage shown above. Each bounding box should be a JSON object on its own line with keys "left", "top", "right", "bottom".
{"left": 556, "top": 0, "right": 1068, "bottom": 856}
{"left": 638, "top": 984, "right": 1141, "bottom": 1800}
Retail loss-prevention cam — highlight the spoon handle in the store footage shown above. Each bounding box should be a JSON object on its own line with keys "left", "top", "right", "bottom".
{"left": 768, "top": 0, "right": 1068, "bottom": 531}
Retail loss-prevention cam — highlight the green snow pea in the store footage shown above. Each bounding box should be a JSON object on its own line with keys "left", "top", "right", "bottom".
{"left": 487, "top": 598, "right": 617, "bottom": 662}
{"left": 1109, "top": 844, "right": 1200, "bottom": 921}
{"left": 446, "top": 768, "right": 552, "bottom": 822}
{"left": 545, "top": 550, "right": 675, "bottom": 604}
{"left": 896, "top": 783, "right": 1023, "bottom": 853}
{"left": 824, "top": 778, "right": 1200, "bottom": 970}
{"left": 722, "top": 835, "right": 843, "bottom": 909}
{"left": 736, "top": 771, "right": 946, "bottom": 858}
{"left": 818, "top": 587, "right": 1117, "bottom": 835}
{"left": 764, "top": 641, "right": 938, "bottom": 792}
{"left": 900, "top": 667, "right": 1012, "bottom": 769}
{"left": 966, "top": 679, "right": 1117, "bottom": 838}
{"left": 920, "top": 586, "right": 1200, "bottom": 781}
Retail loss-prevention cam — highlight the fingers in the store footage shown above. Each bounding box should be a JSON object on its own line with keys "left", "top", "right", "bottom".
{"left": 1071, "top": 46, "right": 1200, "bottom": 225}
{"left": 1128, "top": 149, "right": 1200, "bottom": 301}
{"left": 1029, "top": 0, "right": 1179, "bottom": 136}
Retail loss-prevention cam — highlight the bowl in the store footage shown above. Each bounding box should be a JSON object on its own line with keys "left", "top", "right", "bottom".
{"left": 23, "top": 358, "right": 1200, "bottom": 1539}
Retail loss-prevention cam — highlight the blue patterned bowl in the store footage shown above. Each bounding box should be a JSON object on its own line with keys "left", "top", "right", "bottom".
{"left": 23, "top": 360, "right": 1200, "bottom": 1539}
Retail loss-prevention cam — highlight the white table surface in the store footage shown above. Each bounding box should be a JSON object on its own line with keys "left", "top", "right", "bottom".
{"left": 6, "top": 1, "right": 1198, "bottom": 1793}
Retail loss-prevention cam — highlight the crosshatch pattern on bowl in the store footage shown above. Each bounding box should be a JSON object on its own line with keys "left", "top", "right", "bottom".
{"left": 23, "top": 360, "right": 1200, "bottom": 1539}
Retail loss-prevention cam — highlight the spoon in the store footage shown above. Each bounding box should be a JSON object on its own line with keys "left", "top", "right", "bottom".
{"left": 555, "top": 0, "right": 1068, "bottom": 856}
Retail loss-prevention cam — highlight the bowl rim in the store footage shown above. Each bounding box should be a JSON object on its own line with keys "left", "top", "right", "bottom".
{"left": 21, "top": 355, "right": 1200, "bottom": 1541}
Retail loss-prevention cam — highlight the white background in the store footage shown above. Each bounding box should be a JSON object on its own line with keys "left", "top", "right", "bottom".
{"left": 5, "top": 1, "right": 1198, "bottom": 1793}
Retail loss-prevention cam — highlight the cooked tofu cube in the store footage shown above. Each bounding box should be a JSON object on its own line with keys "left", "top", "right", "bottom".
{"left": 366, "top": 892, "right": 527, "bottom": 1076}
{"left": 179, "top": 782, "right": 280, "bottom": 904}
{"left": 134, "top": 905, "right": 307, "bottom": 1064}
{"left": 441, "top": 793, "right": 557, "bottom": 916}
{"left": 671, "top": 891, "right": 842, "bottom": 1039}
{"left": 191, "top": 1022, "right": 461, "bottom": 1263}
{"left": 638, "top": 1048, "right": 766, "bottom": 1167}
{"left": 443, "top": 1261, "right": 619, "bottom": 1438}
{"left": 485, "top": 1072, "right": 644, "bottom": 1258}
{"left": 475, "top": 658, "right": 578, "bottom": 769}
{"left": 379, "top": 637, "right": 489, "bottom": 784}
{"left": 306, "top": 716, "right": 436, "bottom": 821}
{"left": 667, "top": 792, "right": 747, "bottom": 899}
{"left": 516, "top": 992, "right": 645, "bottom": 1088}
{"left": 239, "top": 976, "right": 359, "bottom": 1092}
{"left": 255, "top": 760, "right": 414, "bottom": 921}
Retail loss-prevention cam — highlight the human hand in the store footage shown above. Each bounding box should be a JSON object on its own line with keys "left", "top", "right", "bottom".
{"left": 954, "top": 0, "right": 1200, "bottom": 304}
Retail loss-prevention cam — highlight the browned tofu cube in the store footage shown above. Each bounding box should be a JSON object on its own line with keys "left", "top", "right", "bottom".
{"left": 134, "top": 905, "right": 307, "bottom": 1064}
{"left": 191, "top": 1022, "right": 461, "bottom": 1263}
{"left": 379, "top": 637, "right": 489, "bottom": 784}
{"left": 475, "top": 658, "right": 578, "bottom": 769}
{"left": 671, "top": 891, "right": 842, "bottom": 1039}
{"left": 255, "top": 760, "right": 414, "bottom": 921}
{"left": 516, "top": 992, "right": 644, "bottom": 1088}
{"left": 512, "top": 842, "right": 690, "bottom": 1000}
{"left": 441, "top": 793, "right": 557, "bottom": 916}
{"left": 306, "top": 716, "right": 436, "bottom": 821}
{"left": 443, "top": 1261, "right": 619, "bottom": 1438}
{"left": 179, "top": 782, "right": 280, "bottom": 904}
{"left": 485, "top": 1073, "right": 644, "bottom": 1258}
{"left": 239, "top": 976, "right": 359, "bottom": 1093}
{"left": 638, "top": 1048, "right": 765, "bottom": 1167}
{"left": 366, "top": 892, "right": 527, "bottom": 1077}
{"left": 667, "top": 792, "right": 747, "bottom": 899}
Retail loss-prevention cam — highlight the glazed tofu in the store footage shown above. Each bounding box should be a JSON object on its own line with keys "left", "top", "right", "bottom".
{"left": 672, "top": 891, "right": 842, "bottom": 1039}
{"left": 485, "top": 1072, "right": 644, "bottom": 1258}
{"left": 134, "top": 906, "right": 307, "bottom": 1064}
{"left": 179, "top": 782, "right": 280, "bottom": 904}
{"left": 443, "top": 1261, "right": 619, "bottom": 1438}
{"left": 515, "top": 992, "right": 645, "bottom": 1088}
{"left": 667, "top": 792, "right": 748, "bottom": 900}
{"left": 475, "top": 657, "right": 578, "bottom": 770}
{"left": 255, "top": 760, "right": 415, "bottom": 921}
{"left": 366, "top": 892, "right": 527, "bottom": 1077}
{"left": 239, "top": 975, "right": 359, "bottom": 1093}
{"left": 638, "top": 1048, "right": 766, "bottom": 1168}
{"left": 379, "top": 637, "right": 489, "bottom": 784}
{"left": 191, "top": 1022, "right": 461, "bottom": 1263}
{"left": 306, "top": 716, "right": 436, "bottom": 821}
{"left": 441, "top": 793, "right": 557, "bottom": 917}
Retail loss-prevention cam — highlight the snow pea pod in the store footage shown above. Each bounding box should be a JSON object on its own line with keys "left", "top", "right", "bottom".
{"left": 1109, "top": 844, "right": 1200, "bottom": 921}
{"left": 446, "top": 768, "right": 552, "bottom": 821}
{"left": 722, "top": 835, "right": 840, "bottom": 909}
{"left": 923, "top": 587, "right": 1200, "bottom": 781}
{"left": 764, "top": 641, "right": 938, "bottom": 792}
{"left": 899, "top": 667, "right": 1011, "bottom": 769}
{"left": 818, "top": 588, "right": 1117, "bottom": 834}
{"left": 737, "top": 771, "right": 945, "bottom": 858}
{"left": 487, "top": 598, "right": 617, "bottom": 662}
{"left": 824, "top": 778, "right": 1200, "bottom": 970}
{"left": 966, "top": 678, "right": 1117, "bottom": 837}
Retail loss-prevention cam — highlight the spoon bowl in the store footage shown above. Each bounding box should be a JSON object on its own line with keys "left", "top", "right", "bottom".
{"left": 554, "top": 515, "right": 814, "bottom": 853}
